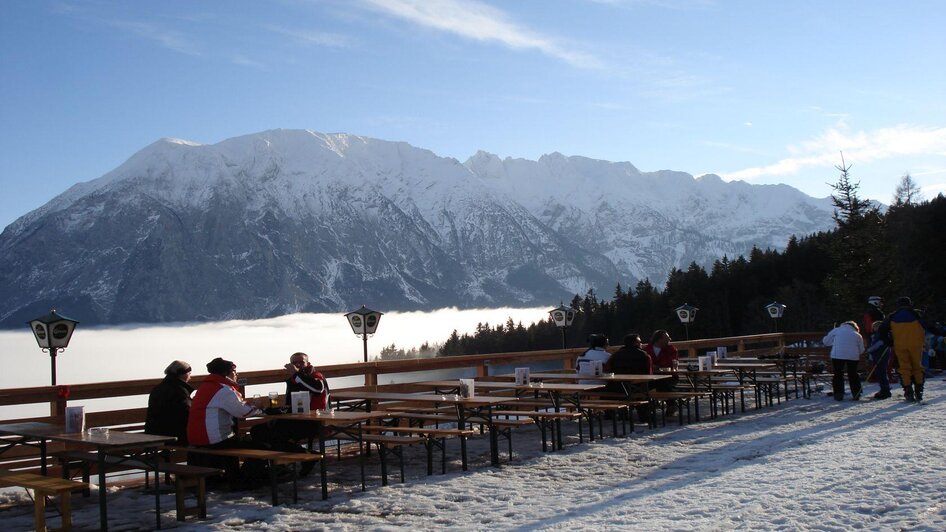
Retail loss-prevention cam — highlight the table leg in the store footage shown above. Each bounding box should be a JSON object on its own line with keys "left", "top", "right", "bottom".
{"left": 98, "top": 452, "right": 108, "bottom": 531}
{"left": 486, "top": 406, "right": 499, "bottom": 467}
{"left": 453, "top": 405, "right": 469, "bottom": 471}
{"left": 313, "top": 427, "right": 327, "bottom": 500}
{"left": 151, "top": 449, "right": 162, "bottom": 529}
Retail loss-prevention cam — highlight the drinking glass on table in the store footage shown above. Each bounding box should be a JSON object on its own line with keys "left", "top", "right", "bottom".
{"left": 268, "top": 391, "right": 280, "bottom": 408}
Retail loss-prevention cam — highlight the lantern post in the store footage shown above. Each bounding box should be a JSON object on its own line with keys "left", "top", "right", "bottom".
{"left": 27, "top": 309, "right": 79, "bottom": 386}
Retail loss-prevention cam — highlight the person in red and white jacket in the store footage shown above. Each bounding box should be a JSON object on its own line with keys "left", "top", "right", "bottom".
{"left": 187, "top": 357, "right": 263, "bottom": 446}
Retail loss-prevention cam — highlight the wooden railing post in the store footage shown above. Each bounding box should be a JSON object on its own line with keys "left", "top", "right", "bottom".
{"left": 476, "top": 360, "right": 490, "bottom": 378}
{"left": 364, "top": 365, "right": 378, "bottom": 388}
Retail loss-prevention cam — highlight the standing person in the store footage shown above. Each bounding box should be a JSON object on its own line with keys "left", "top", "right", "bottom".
{"left": 879, "top": 297, "right": 941, "bottom": 402}
{"left": 865, "top": 322, "right": 892, "bottom": 400}
{"left": 575, "top": 334, "right": 611, "bottom": 382}
{"left": 863, "top": 296, "right": 893, "bottom": 385}
{"left": 144, "top": 360, "right": 194, "bottom": 444}
{"left": 645, "top": 330, "right": 679, "bottom": 416}
{"left": 863, "top": 296, "right": 885, "bottom": 337}
{"left": 187, "top": 357, "right": 269, "bottom": 484}
{"left": 823, "top": 321, "right": 864, "bottom": 400}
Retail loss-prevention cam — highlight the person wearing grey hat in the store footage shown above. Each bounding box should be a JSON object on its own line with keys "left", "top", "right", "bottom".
{"left": 144, "top": 360, "right": 194, "bottom": 444}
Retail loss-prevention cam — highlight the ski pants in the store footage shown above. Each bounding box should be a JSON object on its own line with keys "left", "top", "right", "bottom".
{"left": 894, "top": 342, "right": 924, "bottom": 386}
{"left": 832, "top": 359, "right": 861, "bottom": 398}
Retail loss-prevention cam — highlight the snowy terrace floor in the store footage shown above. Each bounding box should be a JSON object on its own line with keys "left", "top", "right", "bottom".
{"left": 2, "top": 378, "right": 946, "bottom": 531}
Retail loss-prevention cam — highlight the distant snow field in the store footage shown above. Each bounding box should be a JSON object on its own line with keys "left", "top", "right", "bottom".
{"left": 1, "top": 379, "right": 944, "bottom": 530}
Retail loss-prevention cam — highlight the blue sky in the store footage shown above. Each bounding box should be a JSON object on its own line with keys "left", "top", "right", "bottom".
{"left": 1, "top": 0, "right": 945, "bottom": 229}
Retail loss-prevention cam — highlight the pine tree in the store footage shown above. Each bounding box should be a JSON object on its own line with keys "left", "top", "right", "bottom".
{"left": 828, "top": 153, "right": 873, "bottom": 227}
{"left": 823, "top": 154, "right": 891, "bottom": 316}
{"left": 892, "top": 173, "right": 923, "bottom": 207}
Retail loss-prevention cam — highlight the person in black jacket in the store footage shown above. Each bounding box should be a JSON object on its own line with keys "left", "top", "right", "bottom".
{"left": 144, "top": 360, "right": 194, "bottom": 444}
{"left": 608, "top": 333, "right": 652, "bottom": 378}
{"left": 606, "top": 334, "right": 652, "bottom": 423}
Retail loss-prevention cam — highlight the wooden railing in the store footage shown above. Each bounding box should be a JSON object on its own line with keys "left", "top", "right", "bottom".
{"left": 0, "top": 332, "right": 822, "bottom": 472}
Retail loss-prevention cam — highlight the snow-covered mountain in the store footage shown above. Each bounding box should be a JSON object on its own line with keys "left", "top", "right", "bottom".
{"left": 0, "top": 129, "right": 834, "bottom": 326}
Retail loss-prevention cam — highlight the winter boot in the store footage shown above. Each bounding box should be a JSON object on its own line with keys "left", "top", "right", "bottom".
{"left": 914, "top": 381, "right": 924, "bottom": 402}
{"left": 903, "top": 383, "right": 915, "bottom": 402}
{"left": 873, "top": 389, "right": 892, "bottom": 400}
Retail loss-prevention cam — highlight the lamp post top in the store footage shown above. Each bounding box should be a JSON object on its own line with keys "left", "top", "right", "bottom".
{"left": 26, "top": 309, "right": 79, "bottom": 326}
{"left": 548, "top": 302, "right": 577, "bottom": 328}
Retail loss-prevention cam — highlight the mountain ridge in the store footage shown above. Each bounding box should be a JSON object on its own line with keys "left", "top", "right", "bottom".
{"left": 0, "top": 129, "right": 834, "bottom": 326}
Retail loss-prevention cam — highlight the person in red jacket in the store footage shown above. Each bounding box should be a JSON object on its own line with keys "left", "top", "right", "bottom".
{"left": 187, "top": 357, "right": 269, "bottom": 484}
{"left": 644, "top": 330, "right": 679, "bottom": 416}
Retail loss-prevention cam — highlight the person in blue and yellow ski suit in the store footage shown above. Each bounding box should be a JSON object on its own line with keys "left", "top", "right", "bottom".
{"left": 879, "top": 297, "right": 941, "bottom": 402}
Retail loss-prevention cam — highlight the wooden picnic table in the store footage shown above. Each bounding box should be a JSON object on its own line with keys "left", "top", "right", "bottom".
{"left": 495, "top": 372, "right": 672, "bottom": 428}
{"left": 267, "top": 410, "right": 391, "bottom": 499}
{"left": 0, "top": 421, "right": 175, "bottom": 531}
{"left": 415, "top": 380, "right": 608, "bottom": 447}
{"left": 330, "top": 391, "right": 517, "bottom": 468}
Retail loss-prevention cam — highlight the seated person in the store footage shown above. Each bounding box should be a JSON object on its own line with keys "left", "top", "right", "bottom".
{"left": 250, "top": 352, "right": 328, "bottom": 476}
{"left": 607, "top": 334, "right": 652, "bottom": 422}
{"left": 575, "top": 334, "right": 611, "bottom": 383}
{"left": 186, "top": 357, "right": 269, "bottom": 485}
{"left": 609, "top": 334, "right": 652, "bottom": 375}
{"left": 644, "top": 330, "right": 680, "bottom": 416}
{"left": 606, "top": 334, "right": 652, "bottom": 391}
{"left": 144, "top": 360, "right": 193, "bottom": 445}
{"left": 285, "top": 351, "right": 330, "bottom": 411}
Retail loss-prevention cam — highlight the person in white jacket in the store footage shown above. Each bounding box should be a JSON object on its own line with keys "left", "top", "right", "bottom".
{"left": 823, "top": 321, "right": 865, "bottom": 400}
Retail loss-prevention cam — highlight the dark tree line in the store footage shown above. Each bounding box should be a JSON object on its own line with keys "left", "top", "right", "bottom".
{"left": 440, "top": 169, "right": 946, "bottom": 356}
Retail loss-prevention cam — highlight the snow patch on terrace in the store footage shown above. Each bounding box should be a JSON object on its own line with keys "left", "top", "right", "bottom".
{"left": 1, "top": 379, "right": 943, "bottom": 529}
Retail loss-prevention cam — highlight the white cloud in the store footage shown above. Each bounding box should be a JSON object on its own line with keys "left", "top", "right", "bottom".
{"left": 104, "top": 19, "right": 203, "bottom": 57}
{"left": 921, "top": 183, "right": 946, "bottom": 197}
{"left": 721, "top": 124, "right": 946, "bottom": 181}
{"left": 265, "top": 25, "right": 352, "bottom": 48}
{"left": 359, "top": 0, "right": 603, "bottom": 69}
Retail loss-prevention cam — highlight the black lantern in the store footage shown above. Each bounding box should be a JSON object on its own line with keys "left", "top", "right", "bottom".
{"left": 673, "top": 303, "right": 698, "bottom": 340}
{"left": 548, "top": 303, "right": 577, "bottom": 349}
{"left": 765, "top": 302, "right": 787, "bottom": 332}
{"left": 345, "top": 305, "right": 383, "bottom": 363}
{"left": 27, "top": 309, "right": 79, "bottom": 386}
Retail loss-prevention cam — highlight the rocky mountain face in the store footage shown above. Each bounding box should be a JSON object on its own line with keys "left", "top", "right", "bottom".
{"left": 0, "top": 129, "right": 834, "bottom": 326}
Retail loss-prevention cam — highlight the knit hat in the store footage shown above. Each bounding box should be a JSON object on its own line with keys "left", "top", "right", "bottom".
{"left": 206, "top": 357, "right": 235, "bottom": 376}
{"left": 164, "top": 360, "right": 192, "bottom": 376}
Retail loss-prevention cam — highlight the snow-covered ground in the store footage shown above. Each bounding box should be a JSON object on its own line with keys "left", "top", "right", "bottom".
{"left": 2, "top": 379, "right": 945, "bottom": 531}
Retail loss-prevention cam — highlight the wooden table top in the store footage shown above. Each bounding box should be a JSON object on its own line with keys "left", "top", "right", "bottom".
{"left": 0, "top": 421, "right": 175, "bottom": 447}
{"left": 268, "top": 410, "right": 391, "bottom": 424}
{"left": 417, "top": 380, "right": 605, "bottom": 392}
{"left": 510, "top": 372, "right": 672, "bottom": 383}
{"left": 331, "top": 390, "right": 518, "bottom": 406}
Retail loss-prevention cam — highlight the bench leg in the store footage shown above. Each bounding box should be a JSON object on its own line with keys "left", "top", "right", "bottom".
{"left": 59, "top": 492, "right": 72, "bottom": 531}
{"left": 33, "top": 492, "right": 47, "bottom": 532}
{"left": 379, "top": 444, "right": 389, "bottom": 486}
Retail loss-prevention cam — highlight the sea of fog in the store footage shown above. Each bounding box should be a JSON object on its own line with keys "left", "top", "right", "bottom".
{"left": 0, "top": 307, "right": 549, "bottom": 418}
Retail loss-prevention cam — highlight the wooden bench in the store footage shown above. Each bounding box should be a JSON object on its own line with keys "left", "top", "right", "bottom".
{"left": 364, "top": 425, "right": 477, "bottom": 475}
{"left": 359, "top": 433, "right": 427, "bottom": 485}
{"left": 53, "top": 450, "right": 223, "bottom": 522}
{"left": 649, "top": 391, "right": 708, "bottom": 425}
{"left": 180, "top": 447, "right": 322, "bottom": 505}
{"left": 0, "top": 469, "right": 88, "bottom": 532}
